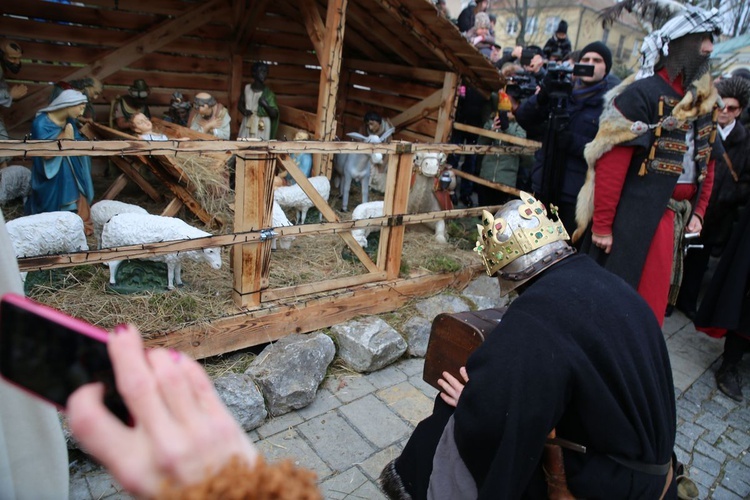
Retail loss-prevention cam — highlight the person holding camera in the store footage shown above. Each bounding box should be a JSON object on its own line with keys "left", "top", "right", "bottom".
{"left": 515, "top": 41, "right": 613, "bottom": 232}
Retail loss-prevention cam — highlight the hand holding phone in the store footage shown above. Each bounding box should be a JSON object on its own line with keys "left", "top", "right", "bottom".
{"left": 0, "top": 293, "right": 130, "bottom": 424}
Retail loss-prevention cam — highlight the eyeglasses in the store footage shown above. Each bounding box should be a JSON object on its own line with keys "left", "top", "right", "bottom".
{"left": 724, "top": 105, "right": 740, "bottom": 112}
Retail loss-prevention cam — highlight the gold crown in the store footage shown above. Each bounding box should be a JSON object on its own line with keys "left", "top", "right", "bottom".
{"left": 473, "top": 192, "right": 569, "bottom": 276}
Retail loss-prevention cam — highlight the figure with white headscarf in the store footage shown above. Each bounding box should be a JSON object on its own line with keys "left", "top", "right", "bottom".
{"left": 572, "top": 2, "right": 724, "bottom": 326}
{"left": 26, "top": 89, "right": 95, "bottom": 235}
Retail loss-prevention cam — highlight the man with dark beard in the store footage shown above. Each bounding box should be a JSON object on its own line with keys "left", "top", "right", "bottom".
{"left": 0, "top": 39, "right": 27, "bottom": 167}
{"left": 572, "top": 5, "right": 724, "bottom": 326}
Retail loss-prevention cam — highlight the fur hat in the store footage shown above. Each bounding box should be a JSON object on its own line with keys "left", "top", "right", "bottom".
{"left": 580, "top": 41, "right": 613, "bottom": 75}
{"left": 474, "top": 12, "right": 492, "bottom": 30}
{"left": 716, "top": 76, "right": 750, "bottom": 110}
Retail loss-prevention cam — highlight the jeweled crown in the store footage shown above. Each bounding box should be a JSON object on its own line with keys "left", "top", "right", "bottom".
{"left": 473, "top": 192, "right": 570, "bottom": 276}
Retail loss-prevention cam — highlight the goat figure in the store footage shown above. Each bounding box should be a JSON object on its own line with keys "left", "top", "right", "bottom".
{"left": 333, "top": 127, "right": 394, "bottom": 212}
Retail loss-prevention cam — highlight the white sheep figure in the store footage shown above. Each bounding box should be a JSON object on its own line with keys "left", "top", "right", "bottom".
{"left": 0, "top": 165, "right": 32, "bottom": 206}
{"left": 333, "top": 127, "right": 394, "bottom": 212}
{"left": 101, "top": 213, "right": 222, "bottom": 290}
{"left": 5, "top": 211, "right": 89, "bottom": 283}
{"left": 271, "top": 200, "right": 294, "bottom": 250}
{"left": 409, "top": 152, "right": 448, "bottom": 244}
{"left": 351, "top": 201, "right": 384, "bottom": 247}
{"left": 91, "top": 200, "right": 148, "bottom": 249}
{"left": 273, "top": 175, "right": 330, "bottom": 224}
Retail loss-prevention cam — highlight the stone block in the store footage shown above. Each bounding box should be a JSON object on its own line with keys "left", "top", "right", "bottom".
{"left": 213, "top": 373, "right": 267, "bottom": 431}
{"left": 297, "top": 412, "right": 376, "bottom": 471}
{"left": 332, "top": 317, "right": 407, "bottom": 373}
{"left": 414, "top": 294, "right": 470, "bottom": 322}
{"left": 402, "top": 316, "right": 431, "bottom": 357}
{"left": 246, "top": 332, "right": 335, "bottom": 416}
{"left": 461, "top": 275, "right": 508, "bottom": 310}
{"left": 340, "top": 394, "right": 411, "bottom": 448}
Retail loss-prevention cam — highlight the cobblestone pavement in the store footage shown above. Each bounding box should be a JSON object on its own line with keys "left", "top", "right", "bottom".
{"left": 69, "top": 309, "right": 749, "bottom": 500}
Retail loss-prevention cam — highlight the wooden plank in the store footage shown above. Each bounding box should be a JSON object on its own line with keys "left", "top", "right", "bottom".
{"left": 279, "top": 105, "right": 318, "bottom": 133}
{"left": 344, "top": 4, "right": 422, "bottom": 67}
{"left": 228, "top": 54, "right": 244, "bottom": 140}
{"left": 100, "top": 174, "right": 129, "bottom": 201}
{"left": 378, "top": 147, "right": 413, "bottom": 278}
{"left": 452, "top": 169, "right": 521, "bottom": 197}
{"left": 146, "top": 265, "right": 483, "bottom": 358}
{"left": 3, "top": 2, "right": 161, "bottom": 32}
{"left": 299, "top": 0, "right": 326, "bottom": 65}
{"left": 161, "top": 197, "right": 184, "bottom": 217}
{"left": 453, "top": 122, "right": 542, "bottom": 149}
{"left": 435, "top": 72, "right": 459, "bottom": 143}
{"left": 261, "top": 272, "right": 387, "bottom": 302}
{"left": 347, "top": 88, "right": 420, "bottom": 113}
{"left": 235, "top": 0, "right": 273, "bottom": 54}
{"left": 64, "top": 0, "right": 197, "bottom": 16}
{"left": 232, "top": 154, "right": 275, "bottom": 309}
{"left": 6, "top": 0, "right": 228, "bottom": 130}
{"left": 348, "top": 72, "right": 440, "bottom": 100}
{"left": 390, "top": 89, "right": 443, "bottom": 130}
{"left": 315, "top": 0, "right": 347, "bottom": 178}
{"left": 347, "top": 59, "right": 445, "bottom": 84}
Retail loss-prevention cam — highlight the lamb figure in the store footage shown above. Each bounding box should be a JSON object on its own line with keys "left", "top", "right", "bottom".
{"left": 408, "top": 152, "right": 448, "bottom": 244}
{"left": 351, "top": 201, "right": 385, "bottom": 248}
{"left": 91, "top": 200, "right": 148, "bottom": 249}
{"left": 271, "top": 200, "right": 295, "bottom": 250}
{"left": 0, "top": 165, "right": 32, "bottom": 206}
{"left": 273, "top": 175, "right": 330, "bottom": 224}
{"left": 101, "top": 213, "right": 222, "bottom": 290}
{"left": 5, "top": 211, "right": 89, "bottom": 282}
{"left": 333, "top": 127, "right": 394, "bottom": 212}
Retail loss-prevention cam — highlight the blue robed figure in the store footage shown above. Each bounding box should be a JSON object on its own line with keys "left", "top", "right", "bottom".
{"left": 25, "top": 89, "right": 94, "bottom": 226}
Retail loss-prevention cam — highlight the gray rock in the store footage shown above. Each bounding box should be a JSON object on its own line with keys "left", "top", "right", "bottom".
{"left": 414, "top": 294, "right": 470, "bottom": 321}
{"left": 332, "top": 316, "right": 407, "bottom": 372}
{"left": 214, "top": 373, "right": 267, "bottom": 431}
{"left": 402, "top": 316, "right": 431, "bottom": 357}
{"left": 246, "top": 332, "right": 335, "bottom": 417}
{"left": 462, "top": 275, "right": 509, "bottom": 310}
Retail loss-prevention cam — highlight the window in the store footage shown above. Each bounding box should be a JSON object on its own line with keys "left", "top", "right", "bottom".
{"left": 545, "top": 16, "right": 560, "bottom": 35}
{"left": 632, "top": 40, "right": 641, "bottom": 58}
{"left": 526, "top": 16, "right": 539, "bottom": 35}
{"left": 602, "top": 28, "right": 610, "bottom": 44}
{"left": 506, "top": 18, "right": 519, "bottom": 36}
{"left": 616, "top": 35, "right": 626, "bottom": 59}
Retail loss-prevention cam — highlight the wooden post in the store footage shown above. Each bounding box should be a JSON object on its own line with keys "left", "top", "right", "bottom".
{"left": 378, "top": 144, "right": 414, "bottom": 279}
{"left": 232, "top": 153, "right": 275, "bottom": 309}
{"left": 229, "top": 54, "right": 244, "bottom": 139}
{"left": 435, "top": 72, "right": 459, "bottom": 143}
{"left": 315, "top": 0, "right": 347, "bottom": 178}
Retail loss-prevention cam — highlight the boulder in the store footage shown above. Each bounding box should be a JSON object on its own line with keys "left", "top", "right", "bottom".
{"left": 462, "top": 275, "right": 509, "bottom": 310}
{"left": 414, "top": 294, "right": 470, "bottom": 322}
{"left": 402, "top": 316, "right": 432, "bottom": 357}
{"left": 332, "top": 316, "right": 407, "bottom": 372}
{"left": 245, "top": 332, "right": 335, "bottom": 417}
{"left": 214, "top": 373, "right": 267, "bottom": 431}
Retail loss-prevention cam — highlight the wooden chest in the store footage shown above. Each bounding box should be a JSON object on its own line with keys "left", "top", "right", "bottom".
{"left": 423, "top": 307, "right": 507, "bottom": 390}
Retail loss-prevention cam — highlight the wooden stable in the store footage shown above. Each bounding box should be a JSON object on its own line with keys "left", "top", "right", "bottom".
{"left": 0, "top": 0, "right": 541, "bottom": 358}
{"left": 1, "top": 139, "right": 534, "bottom": 359}
{"left": 3, "top": 0, "right": 503, "bottom": 150}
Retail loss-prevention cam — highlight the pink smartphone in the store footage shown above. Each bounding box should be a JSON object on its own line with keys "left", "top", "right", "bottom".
{"left": 0, "top": 293, "right": 130, "bottom": 424}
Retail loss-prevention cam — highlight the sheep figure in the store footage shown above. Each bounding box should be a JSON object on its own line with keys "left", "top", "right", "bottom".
{"left": 409, "top": 152, "right": 448, "bottom": 244}
{"left": 351, "top": 201, "right": 384, "bottom": 248}
{"left": 101, "top": 213, "right": 222, "bottom": 290}
{"left": 0, "top": 165, "right": 32, "bottom": 206}
{"left": 333, "top": 127, "right": 394, "bottom": 212}
{"left": 91, "top": 200, "right": 148, "bottom": 249}
{"left": 273, "top": 175, "right": 330, "bottom": 224}
{"left": 271, "top": 200, "right": 295, "bottom": 250}
{"left": 5, "top": 211, "right": 89, "bottom": 282}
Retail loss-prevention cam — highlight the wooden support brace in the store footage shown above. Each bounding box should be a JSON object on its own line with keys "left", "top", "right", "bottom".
{"left": 378, "top": 144, "right": 414, "bottom": 279}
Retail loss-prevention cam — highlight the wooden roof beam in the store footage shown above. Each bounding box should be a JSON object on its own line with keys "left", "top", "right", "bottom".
{"left": 369, "top": 0, "right": 489, "bottom": 91}
{"left": 8, "top": 0, "right": 230, "bottom": 131}
{"left": 390, "top": 89, "right": 443, "bottom": 131}
{"left": 315, "top": 0, "right": 347, "bottom": 146}
{"left": 299, "top": 0, "right": 326, "bottom": 65}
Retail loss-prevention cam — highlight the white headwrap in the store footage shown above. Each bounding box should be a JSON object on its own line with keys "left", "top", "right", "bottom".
{"left": 636, "top": 6, "right": 722, "bottom": 80}
{"left": 36, "top": 89, "right": 88, "bottom": 115}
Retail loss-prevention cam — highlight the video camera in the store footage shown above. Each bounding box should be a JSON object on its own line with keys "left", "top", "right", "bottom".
{"left": 542, "top": 62, "right": 595, "bottom": 99}
{"left": 505, "top": 71, "right": 537, "bottom": 101}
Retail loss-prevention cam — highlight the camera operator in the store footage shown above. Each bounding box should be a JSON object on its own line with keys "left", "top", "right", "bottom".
{"left": 516, "top": 41, "right": 613, "bottom": 232}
